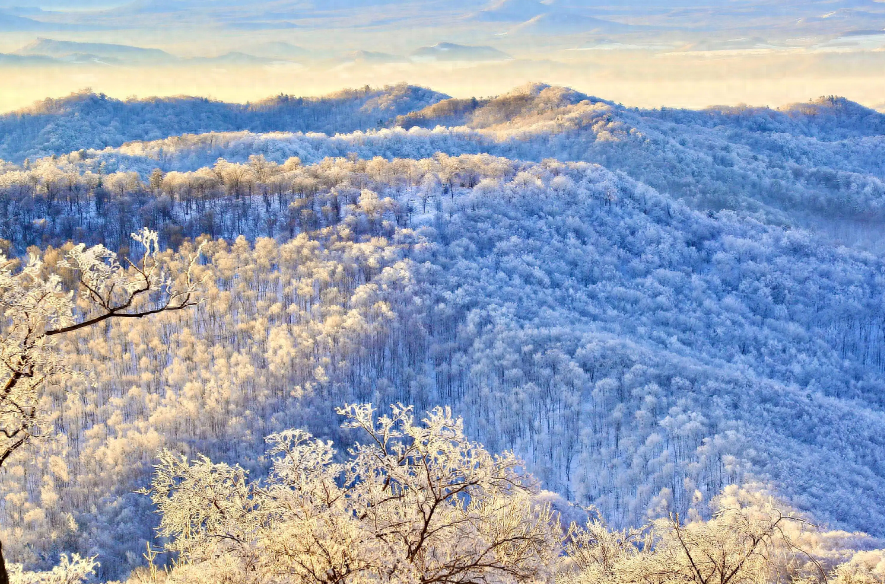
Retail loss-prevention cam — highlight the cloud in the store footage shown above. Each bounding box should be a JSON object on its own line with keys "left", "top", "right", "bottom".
{"left": 0, "top": 10, "right": 109, "bottom": 30}
{"left": 222, "top": 21, "right": 302, "bottom": 30}
{"left": 0, "top": 0, "right": 127, "bottom": 7}
{"left": 411, "top": 43, "right": 511, "bottom": 62}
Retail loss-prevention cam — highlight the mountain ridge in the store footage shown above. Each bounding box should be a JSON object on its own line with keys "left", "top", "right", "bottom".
{"left": 0, "top": 84, "right": 450, "bottom": 162}
{"left": 16, "top": 37, "right": 175, "bottom": 62}
{"left": 2, "top": 82, "right": 884, "bottom": 251}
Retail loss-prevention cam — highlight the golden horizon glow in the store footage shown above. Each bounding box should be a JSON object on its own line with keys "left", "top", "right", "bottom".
{"left": 4, "top": 52, "right": 885, "bottom": 115}
{"left": 3, "top": 0, "right": 885, "bottom": 114}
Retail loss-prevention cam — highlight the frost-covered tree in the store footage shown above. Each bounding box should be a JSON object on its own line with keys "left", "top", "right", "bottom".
{"left": 0, "top": 229, "right": 201, "bottom": 584}
{"left": 830, "top": 550, "right": 885, "bottom": 584}
{"left": 143, "top": 404, "right": 561, "bottom": 584}
{"left": 560, "top": 486, "right": 829, "bottom": 584}
{"left": 8, "top": 554, "right": 97, "bottom": 584}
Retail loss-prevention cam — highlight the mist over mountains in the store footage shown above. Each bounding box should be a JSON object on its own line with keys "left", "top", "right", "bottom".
{"left": 0, "top": 37, "right": 517, "bottom": 67}
{"left": 1, "top": 0, "right": 884, "bottom": 115}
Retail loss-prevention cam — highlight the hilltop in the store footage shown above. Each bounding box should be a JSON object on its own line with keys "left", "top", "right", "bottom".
{"left": 0, "top": 84, "right": 449, "bottom": 162}
{"left": 8, "top": 82, "right": 880, "bottom": 249}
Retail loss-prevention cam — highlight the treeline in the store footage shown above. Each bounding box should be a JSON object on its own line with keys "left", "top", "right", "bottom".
{"left": 0, "top": 152, "right": 536, "bottom": 252}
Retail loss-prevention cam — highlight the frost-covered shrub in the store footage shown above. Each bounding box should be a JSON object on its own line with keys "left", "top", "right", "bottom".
{"left": 9, "top": 554, "right": 98, "bottom": 584}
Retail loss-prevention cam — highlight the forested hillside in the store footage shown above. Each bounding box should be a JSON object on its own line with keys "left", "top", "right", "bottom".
{"left": 5, "top": 84, "right": 882, "bottom": 252}
{"left": 1, "top": 84, "right": 884, "bottom": 583}
{"left": 0, "top": 84, "right": 447, "bottom": 164}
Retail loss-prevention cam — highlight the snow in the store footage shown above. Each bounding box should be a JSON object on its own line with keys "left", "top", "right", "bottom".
{"left": 3, "top": 81, "right": 885, "bottom": 579}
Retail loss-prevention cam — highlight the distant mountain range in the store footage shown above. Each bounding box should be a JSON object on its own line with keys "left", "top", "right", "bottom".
{"left": 16, "top": 37, "right": 175, "bottom": 63}
{"left": 1, "top": 0, "right": 884, "bottom": 57}
{"left": 0, "top": 38, "right": 515, "bottom": 67}
{"left": 245, "top": 41, "right": 312, "bottom": 60}
{"left": 340, "top": 50, "right": 408, "bottom": 64}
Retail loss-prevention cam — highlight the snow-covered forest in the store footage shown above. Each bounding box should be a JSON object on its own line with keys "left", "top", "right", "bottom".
{"left": 3, "top": 84, "right": 884, "bottom": 250}
{"left": 2, "top": 83, "right": 885, "bottom": 583}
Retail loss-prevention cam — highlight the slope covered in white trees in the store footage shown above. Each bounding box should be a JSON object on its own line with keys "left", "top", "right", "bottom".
{"left": 0, "top": 84, "right": 884, "bottom": 582}
{"left": 5, "top": 84, "right": 882, "bottom": 251}
{"left": 0, "top": 85, "right": 447, "bottom": 164}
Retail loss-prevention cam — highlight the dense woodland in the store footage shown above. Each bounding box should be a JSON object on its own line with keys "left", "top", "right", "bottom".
{"left": 1, "top": 83, "right": 884, "bottom": 583}
{"left": 2, "top": 84, "right": 884, "bottom": 253}
{"left": 0, "top": 84, "right": 447, "bottom": 164}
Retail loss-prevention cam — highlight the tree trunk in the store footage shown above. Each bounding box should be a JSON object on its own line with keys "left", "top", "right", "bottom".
{"left": 0, "top": 539, "right": 9, "bottom": 584}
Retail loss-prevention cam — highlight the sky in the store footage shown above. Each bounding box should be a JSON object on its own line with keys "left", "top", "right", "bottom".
{"left": 1, "top": 0, "right": 885, "bottom": 112}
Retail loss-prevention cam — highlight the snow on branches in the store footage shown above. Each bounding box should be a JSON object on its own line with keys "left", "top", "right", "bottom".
{"left": 143, "top": 404, "right": 560, "bottom": 584}
{"left": 8, "top": 554, "right": 98, "bottom": 584}
{"left": 0, "top": 228, "right": 202, "bottom": 468}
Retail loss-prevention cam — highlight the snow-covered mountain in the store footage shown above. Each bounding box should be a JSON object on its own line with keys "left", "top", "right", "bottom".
{"left": 0, "top": 84, "right": 450, "bottom": 162}
{"left": 3, "top": 81, "right": 885, "bottom": 580}
{"left": 3, "top": 82, "right": 884, "bottom": 248}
